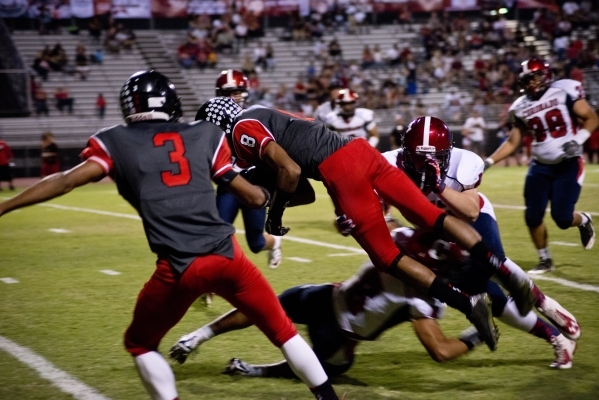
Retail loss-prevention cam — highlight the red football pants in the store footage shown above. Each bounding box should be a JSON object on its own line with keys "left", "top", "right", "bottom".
{"left": 124, "top": 237, "right": 296, "bottom": 356}
{"left": 318, "top": 138, "right": 445, "bottom": 270}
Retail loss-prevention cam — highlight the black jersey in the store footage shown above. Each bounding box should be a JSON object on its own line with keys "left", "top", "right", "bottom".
{"left": 82, "top": 121, "right": 237, "bottom": 272}
{"left": 231, "top": 107, "right": 353, "bottom": 180}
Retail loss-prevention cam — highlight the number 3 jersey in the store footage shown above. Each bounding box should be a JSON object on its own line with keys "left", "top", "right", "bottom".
{"left": 509, "top": 79, "right": 586, "bottom": 164}
{"left": 80, "top": 121, "right": 238, "bottom": 273}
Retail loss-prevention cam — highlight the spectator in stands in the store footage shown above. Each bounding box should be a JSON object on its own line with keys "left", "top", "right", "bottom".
{"left": 361, "top": 45, "right": 375, "bottom": 70}
{"left": 40, "top": 132, "right": 59, "bottom": 178}
{"left": 48, "top": 43, "right": 68, "bottom": 72}
{"left": 32, "top": 47, "right": 51, "bottom": 81}
{"left": 196, "top": 38, "right": 213, "bottom": 70}
{"left": 397, "top": 5, "right": 412, "bottom": 31}
{"left": 246, "top": 11, "right": 264, "bottom": 38}
{"left": 90, "top": 48, "right": 104, "bottom": 65}
{"left": 274, "top": 83, "right": 294, "bottom": 110}
{"left": 96, "top": 93, "right": 106, "bottom": 119}
{"left": 389, "top": 114, "right": 406, "bottom": 150}
{"left": 104, "top": 25, "right": 121, "bottom": 54}
{"left": 0, "top": 138, "right": 15, "bottom": 191}
{"left": 385, "top": 43, "right": 401, "bottom": 68}
{"left": 462, "top": 108, "right": 486, "bottom": 158}
{"left": 586, "top": 127, "right": 599, "bottom": 164}
{"left": 88, "top": 17, "right": 102, "bottom": 43}
{"left": 115, "top": 24, "right": 136, "bottom": 51}
{"left": 234, "top": 17, "right": 249, "bottom": 52}
{"left": 253, "top": 42, "right": 267, "bottom": 72}
{"left": 54, "top": 87, "right": 74, "bottom": 114}
{"left": 293, "top": 75, "right": 308, "bottom": 104}
{"left": 75, "top": 42, "right": 91, "bottom": 80}
{"left": 328, "top": 38, "right": 342, "bottom": 60}
{"left": 215, "top": 26, "right": 234, "bottom": 54}
{"left": 265, "top": 43, "right": 276, "bottom": 71}
{"left": 34, "top": 85, "right": 49, "bottom": 117}
{"left": 313, "top": 38, "right": 327, "bottom": 60}
{"left": 178, "top": 33, "right": 199, "bottom": 69}
{"left": 241, "top": 52, "right": 256, "bottom": 77}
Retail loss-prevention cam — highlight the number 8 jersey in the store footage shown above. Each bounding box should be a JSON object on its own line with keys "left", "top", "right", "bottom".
{"left": 509, "top": 79, "right": 585, "bottom": 164}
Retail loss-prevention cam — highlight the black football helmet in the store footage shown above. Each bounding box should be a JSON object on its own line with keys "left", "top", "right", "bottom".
{"left": 402, "top": 116, "right": 453, "bottom": 187}
{"left": 195, "top": 97, "right": 243, "bottom": 136}
{"left": 120, "top": 70, "right": 182, "bottom": 123}
{"left": 518, "top": 58, "right": 552, "bottom": 100}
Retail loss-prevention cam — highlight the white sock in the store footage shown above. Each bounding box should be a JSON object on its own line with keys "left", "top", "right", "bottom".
{"left": 537, "top": 248, "right": 551, "bottom": 260}
{"left": 193, "top": 325, "right": 214, "bottom": 345}
{"left": 579, "top": 213, "right": 590, "bottom": 226}
{"left": 501, "top": 257, "right": 531, "bottom": 285}
{"left": 497, "top": 298, "right": 537, "bottom": 332}
{"left": 273, "top": 235, "right": 282, "bottom": 250}
{"left": 279, "top": 334, "right": 328, "bottom": 387}
{"left": 134, "top": 352, "right": 178, "bottom": 400}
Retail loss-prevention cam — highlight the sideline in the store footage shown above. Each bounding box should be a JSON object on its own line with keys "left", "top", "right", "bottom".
{"left": 0, "top": 336, "right": 110, "bottom": 400}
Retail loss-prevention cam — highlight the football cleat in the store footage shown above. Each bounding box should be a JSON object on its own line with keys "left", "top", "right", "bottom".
{"left": 550, "top": 334, "right": 576, "bottom": 369}
{"left": 502, "top": 273, "right": 536, "bottom": 316}
{"left": 537, "top": 295, "right": 581, "bottom": 341}
{"left": 528, "top": 258, "right": 555, "bottom": 274}
{"left": 222, "top": 358, "right": 252, "bottom": 376}
{"left": 268, "top": 240, "right": 283, "bottom": 269}
{"left": 579, "top": 212, "right": 595, "bottom": 250}
{"left": 467, "top": 293, "right": 499, "bottom": 352}
{"left": 169, "top": 333, "right": 201, "bottom": 365}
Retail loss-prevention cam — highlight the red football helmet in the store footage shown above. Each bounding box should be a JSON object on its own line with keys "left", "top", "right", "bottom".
{"left": 336, "top": 89, "right": 358, "bottom": 118}
{"left": 518, "top": 58, "right": 552, "bottom": 100}
{"left": 402, "top": 116, "right": 453, "bottom": 187}
{"left": 215, "top": 69, "right": 249, "bottom": 106}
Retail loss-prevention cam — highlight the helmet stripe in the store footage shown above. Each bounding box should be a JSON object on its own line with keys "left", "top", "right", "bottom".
{"left": 422, "top": 116, "right": 431, "bottom": 146}
{"left": 227, "top": 69, "right": 234, "bottom": 85}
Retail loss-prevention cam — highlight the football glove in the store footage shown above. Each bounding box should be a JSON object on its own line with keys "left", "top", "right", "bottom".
{"left": 335, "top": 214, "right": 355, "bottom": 236}
{"left": 483, "top": 158, "right": 494, "bottom": 171}
{"left": 562, "top": 141, "right": 582, "bottom": 157}
{"left": 424, "top": 155, "right": 446, "bottom": 194}
{"left": 265, "top": 216, "right": 290, "bottom": 236}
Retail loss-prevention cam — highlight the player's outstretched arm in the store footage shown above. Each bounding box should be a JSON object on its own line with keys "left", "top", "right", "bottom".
{"left": 574, "top": 99, "right": 599, "bottom": 138}
{"left": 0, "top": 160, "right": 105, "bottom": 217}
{"left": 228, "top": 174, "right": 270, "bottom": 209}
{"left": 485, "top": 124, "right": 522, "bottom": 168}
{"left": 412, "top": 318, "right": 472, "bottom": 362}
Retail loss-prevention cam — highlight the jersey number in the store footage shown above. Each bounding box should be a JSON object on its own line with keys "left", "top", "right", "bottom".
{"left": 153, "top": 132, "right": 191, "bottom": 187}
{"left": 240, "top": 134, "right": 256, "bottom": 148}
{"left": 527, "top": 109, "right": 568, "bottom": 142}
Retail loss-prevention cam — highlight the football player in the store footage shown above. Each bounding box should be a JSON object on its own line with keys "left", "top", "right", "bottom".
{"left": 484, "top": 58, "right": 598, "bottom": 273}
{"left": 0, "top": 71, "right": 340, "bottom": 400}
{"left": 325, "top": 89, "right": 380, "bottom": 148}
{"left": 214, "top": 69, "right": 283, "bottom": 271}
{"left": 195, "top": 97, "right": 541, "bottom": 352}
{"left": 385, "top": 116, "right": 579, "bottom": 368}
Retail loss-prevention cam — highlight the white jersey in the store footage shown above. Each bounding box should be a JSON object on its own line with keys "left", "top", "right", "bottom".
{"left": 314, "top": 101, "right": 338, "bottom": 122}
{"left": 333, "top": 263, "right": 444, "bottom": 341}
{"left": 509, "top": 79, "right": 586, "bottom": 164}
{"left": 383, "top": 147, "right": 497, "bottom": 218}
{"left": 325, "top": 108, "right": 376, "bottom": 140}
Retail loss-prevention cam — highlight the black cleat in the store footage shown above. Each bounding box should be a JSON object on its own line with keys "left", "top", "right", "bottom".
{"left": 528, "top": 258, "right": 555, "bottom": 275}
{"left": 467, "top": 293, "right": 498, "bottom": 352}
{"left": 579, "top": 213, "right": 595, "bottom": 250}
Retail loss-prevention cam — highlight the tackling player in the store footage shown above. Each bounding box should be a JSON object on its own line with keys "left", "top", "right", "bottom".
{"left": 195, "top": 97, "right": 541, "bottom": 351}
{"left": 385, "top": 116, "right": 579, "bottom": 367}
{"left": 0, "top": 71, "right": 340, "bottom": 400}
{"left": 484, "top": 58, "right": 598, "bottom": 273}
{"left": 325, "top": 88, "right": 380, "bottom": 148}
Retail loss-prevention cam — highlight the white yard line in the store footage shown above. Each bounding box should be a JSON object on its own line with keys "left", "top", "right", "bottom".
{"left": 0, "top": 336, "right": 110, "bottom": 400}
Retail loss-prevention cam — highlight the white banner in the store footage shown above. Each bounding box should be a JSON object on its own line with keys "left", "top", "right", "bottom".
{"left": 112, "top": 0, "right": 151, "bottom": 18}
{"left": 70, "top": 0, "right": 94, "bottom": 18}
{"left": 450, "top": 0, "right": 477, "bottom": 8}
{"left": 188, "top": 0, "right": 227, "bottom": 15}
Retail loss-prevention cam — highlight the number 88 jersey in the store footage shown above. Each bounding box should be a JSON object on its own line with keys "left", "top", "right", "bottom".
{"left": 509, "top": 79, "right": 585, "bottom": 164}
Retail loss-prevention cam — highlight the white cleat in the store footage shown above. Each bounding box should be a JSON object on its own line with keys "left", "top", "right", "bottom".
{"left": 537, "top": 295, "right": 581, "bottom": 341}
{"left": 550, "top": 334, "right": 576, "bottom": 369}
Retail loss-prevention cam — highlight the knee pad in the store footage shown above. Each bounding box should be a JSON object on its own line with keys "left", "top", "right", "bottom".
{"left": 524, "top": 210, "right": 543, "bottom": 229}
{"left": 551, "top": 211, "right": 573, "bottom": 230}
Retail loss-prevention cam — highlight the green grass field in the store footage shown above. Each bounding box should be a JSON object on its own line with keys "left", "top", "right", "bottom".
{"left": 1, "top": 165, "right": 599, "bottom": 400}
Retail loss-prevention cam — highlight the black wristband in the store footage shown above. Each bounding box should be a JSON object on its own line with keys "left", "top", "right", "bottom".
{"left": 258, "top": 186, "right": 271, "bottom": 209}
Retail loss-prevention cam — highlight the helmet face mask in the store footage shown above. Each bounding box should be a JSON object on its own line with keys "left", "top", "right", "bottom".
{"left": 336, "top": 89, "right": 358, "bottom": 119}
{"left": 402, "top": 116, "right": 453, "bottom": 189}
{"left": 120, "top": 70, "right": 182, "bottom": 123}
{"left": 215, "top": 70, "right": 249, "bottom": 107}
{"left": 518, "top": 59, "right": 552, "bottom": 100}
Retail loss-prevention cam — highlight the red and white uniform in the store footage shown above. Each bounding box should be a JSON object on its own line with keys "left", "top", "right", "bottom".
{"left": 325, "top": 108, "right": 376, "bottom": 140}
{"left": 509, "top": 79, "right": 586, "bottom": 164}
{"left": 383, "top": 147, "right": 498, "bottom": 220}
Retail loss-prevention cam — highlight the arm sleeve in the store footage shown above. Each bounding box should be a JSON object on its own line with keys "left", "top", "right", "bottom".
{"left": 211, "top": 134, "right": 238, "bottom": 184}
{"left": 80, "top": 137, "right": 113, "bottom": 175}
{"left": 231, "top": 119, "right": 275, "bottom": 164}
